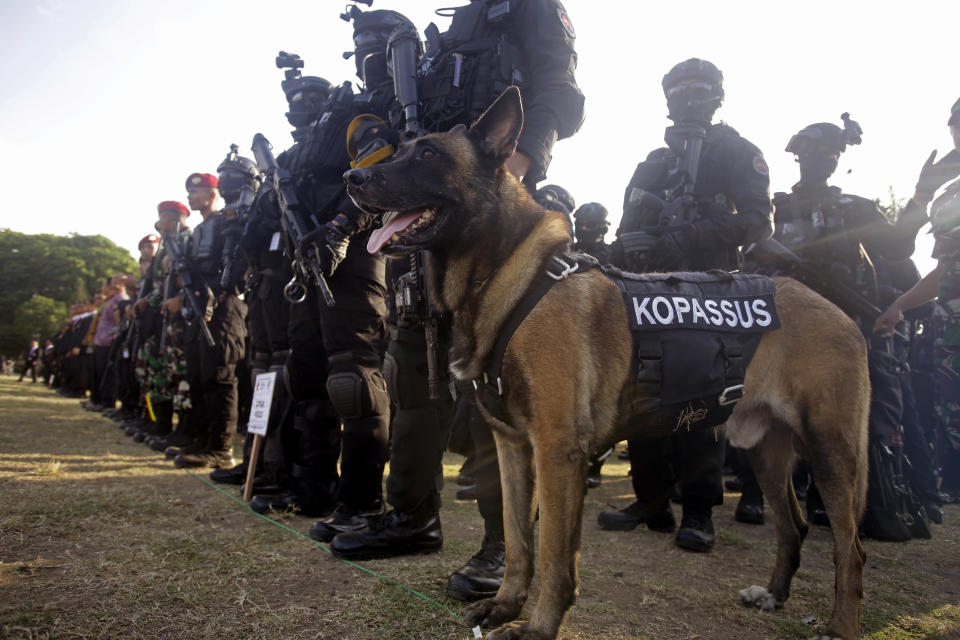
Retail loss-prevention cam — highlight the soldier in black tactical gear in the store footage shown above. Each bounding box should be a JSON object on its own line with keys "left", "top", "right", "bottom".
{"left": 164, "top": 172, "right": 248, "bottom": 469}
{"left": 751, "top": 114, "right": 931, "bottom": 540}
{"left": 208, "top": 146, "right": 282, "bottom": 487}
{"left": 242, "top": 74, "right": 330, "bottom": 505}
{"left": 534, "top": 184, "right": 576, "bottom": 231}
{"left": 601, "top": 59, "right": 773, "bottom": 552}
{"left": 572, "top": 202, "right": 611, "bottom": 264}
{"left": 249, "top": 9, "right": 403, "bottom": 532}
{"left": 330, "top": 0, "right": 585, "bottom": 603}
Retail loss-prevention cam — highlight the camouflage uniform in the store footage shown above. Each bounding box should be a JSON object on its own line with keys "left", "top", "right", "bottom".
{"left": 135, "top": 232, "right": 191, "bottom": 412}
{"left": 931, "top": 178, "right": 960, "bottom": 452}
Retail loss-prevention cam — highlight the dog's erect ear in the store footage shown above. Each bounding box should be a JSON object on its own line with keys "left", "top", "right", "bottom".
{"left": 468, "top": 86, "right": 524, "bottom": 162}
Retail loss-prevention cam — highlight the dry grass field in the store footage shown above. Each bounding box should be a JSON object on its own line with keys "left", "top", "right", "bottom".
{"left": 1, "top": 376, "right": 958, "bottom": 639}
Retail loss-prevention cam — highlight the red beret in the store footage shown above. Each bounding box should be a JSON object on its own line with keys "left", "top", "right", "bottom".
{"left": 185, "top": 172, "right": 219, "bottom": 189}
{"left": 157, "top": 200, "right": 190, "bottom": 216}
{"left": 138, "top": 234, "right": 160, "bottom": 247}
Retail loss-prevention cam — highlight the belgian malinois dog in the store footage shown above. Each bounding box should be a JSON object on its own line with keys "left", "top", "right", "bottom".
{"left": 346, "top": 87, "right": 869, "bottom": 640}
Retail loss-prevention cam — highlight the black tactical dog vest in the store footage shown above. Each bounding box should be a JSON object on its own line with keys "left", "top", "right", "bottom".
{"left": 474, "top": 257, "right": 780, "bottom": 436}
{"left": 605, "top": 267, "right": 779, "bottom": 433}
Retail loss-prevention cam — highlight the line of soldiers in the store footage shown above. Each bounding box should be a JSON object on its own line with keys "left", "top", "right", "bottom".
{"left": 37, "top": 0, "right": 960, "bottom": 611}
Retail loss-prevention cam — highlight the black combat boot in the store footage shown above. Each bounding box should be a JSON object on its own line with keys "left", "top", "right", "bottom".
{"left": 734, "top": 471, "right": 765, "bottom": 525}
{"left": 597, "top": 500, "right": 675, "bottom": 532}
{"left": 330, "top": 505, "right": 443, "bottom": 560}
{"left": 446, "top": 534, "right": 505, "bottom": 602}
{"left": 174, "top": 430, "right": 235, "bottom": 469}
{"left": 209, "top": 462, "right": 248, "bottom": 485}
{"left": 805, "top": 482, "right": 831, "bottom": 527}
{"left": 308, "top": 501, "right": 385, "bottom": 543}
{"left": 675, "top": 500, "right": 716, "bottom": 552}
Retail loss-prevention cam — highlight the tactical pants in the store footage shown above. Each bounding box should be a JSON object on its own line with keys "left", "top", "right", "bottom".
{"left": 247, "top": 265, "right": 294, "bottom": 486}
{"left": 183, "top": 294, "right": 247, "bottom": 451}
{"left": 287, "top": 244, "right": 390, "bottom": 510}
{"left": 934, "top": 302, "right": 960, "bottom": 453}
{"left": 383, "top": 326, "right": 454, "bottom": 515}
{"left": 900, "top": 362, "right": 939, "bottom": 504}
{"left": 92, "top": 346, "right": 115, "bottom": 406}
{"left": 628, "top": 430, "right": 724, "bottom": 508}
{"left": 933, "top": 301, "right": 960, "bottom": 492}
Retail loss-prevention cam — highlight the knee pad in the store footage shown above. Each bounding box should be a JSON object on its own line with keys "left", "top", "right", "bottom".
{"left": 326, "top": 351, "right": 389, "bottom": 420}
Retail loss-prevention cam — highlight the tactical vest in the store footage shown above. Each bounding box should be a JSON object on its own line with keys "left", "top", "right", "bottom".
{"left": 607, "top": 268, "right": 779, "bottom": 434}
{"left": 419, "top": 0, "right": 527, "bottom": 132}
{"left": 187, "top": 214, "right": 225, "bottom": 286}
{"left": 772, "top": 187, "right": 879, "bottom": 313}
{"left": 620, "top": 125, "right": 744, "bottom": 272}
{"left": 775, "top": 187, "right": 863, "bottom": 268}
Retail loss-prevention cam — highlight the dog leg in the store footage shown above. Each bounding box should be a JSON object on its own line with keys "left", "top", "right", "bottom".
{"left": 740, "top": 425, "right": 803, "bottom": 611}
{"left": 489, "top": 440, "right": 588, "bottom": 640}
{"left": 808, "top": 444, "right": 865, "bottom": 640}
{"left": 463, "top": 433, "right": 537, "bottom": 629}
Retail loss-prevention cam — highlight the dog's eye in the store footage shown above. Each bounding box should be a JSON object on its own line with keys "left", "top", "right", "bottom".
{"left": 419, "top": 148, "right": 436, "bottom": 160}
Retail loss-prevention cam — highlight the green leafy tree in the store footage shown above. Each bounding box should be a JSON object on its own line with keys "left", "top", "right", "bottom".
{"left": 0, "top": 230, "right": 137, "bottom": 354}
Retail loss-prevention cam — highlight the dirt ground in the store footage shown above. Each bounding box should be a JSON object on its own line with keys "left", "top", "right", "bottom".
{"left": 1, "top": 376, "right": 959, "bottom": 640}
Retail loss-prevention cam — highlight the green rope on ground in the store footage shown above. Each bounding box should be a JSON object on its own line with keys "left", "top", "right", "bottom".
{"left": 185, "top": 469, "right": 462, "bottom": 620}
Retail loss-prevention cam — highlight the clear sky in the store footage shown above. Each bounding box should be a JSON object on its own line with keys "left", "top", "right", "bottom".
{"left": 0, "top": 0, "right": 956, "bottom": 275}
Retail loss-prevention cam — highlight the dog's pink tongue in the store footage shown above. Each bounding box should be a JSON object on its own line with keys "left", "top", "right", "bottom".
{"left": 367, "top": 212, "right": 422, "bottom": 254}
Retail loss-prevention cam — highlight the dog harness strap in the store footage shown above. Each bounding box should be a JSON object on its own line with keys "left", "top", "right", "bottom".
{"left": 476, "top": 253, "right": 598, "bottom": 396}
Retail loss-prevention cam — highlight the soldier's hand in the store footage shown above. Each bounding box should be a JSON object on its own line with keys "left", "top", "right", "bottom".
{"left": 71, "top": 347, "right": 80, "bottom": 356}
{"left": 161, "top": 296, "right": 182, "bottom": 318}
{"left": 649, "top": 225, "right": 694, "bottom": 271}
{"left": 915, "top": 149, "right": 960, "bottom": 202}
{"left": 873, "top": 303, "right": 903, "bottom": 338}
{"left": 301, "top": 218, "right": 350, "bottom": 278}
{"left": 133, "top": 298, "right": 149, "bottom": 315}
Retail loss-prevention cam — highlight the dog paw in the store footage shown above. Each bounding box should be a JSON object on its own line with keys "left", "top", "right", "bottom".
{"left": 486, "top": 621, "right": 550, "bottom": 640}
{"left": 739, "top": 585, "right": 777, "bottom": 612}
{"left": 463, "top": 598, "right": 523, "bottom": 628}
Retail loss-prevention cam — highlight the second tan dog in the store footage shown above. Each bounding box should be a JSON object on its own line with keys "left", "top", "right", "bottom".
{"left": 347, "top": 87, "right": 869, "bottom": 640}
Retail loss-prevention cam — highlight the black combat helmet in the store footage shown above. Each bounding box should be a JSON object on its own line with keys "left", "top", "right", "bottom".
{"left": 534, "top": 184, "right": 576, "bottom": 216}
{"left": 217, "top": 144, "right": 260, "bottom": 202}
{"left": 662, "top": 58, "right": 724, "bottom": 123}
{"left": 949, "top": 97, "right": 960, "bottom": 126}
{"left": 346, "top": 8, "right": 416, "bottom": 87}
{"left": 787, "top": 114, "right": 863, "bottom": 185}
{"left": 786, "top": 113, "right": 862, "bottom": 156}
{"left": 573, "top": 202, "right": 609, "bottom": 245}
{"left": 284, "top": 76, "right": 333, "bottom": 129}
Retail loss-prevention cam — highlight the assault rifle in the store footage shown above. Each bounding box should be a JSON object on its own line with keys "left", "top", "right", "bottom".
{"left": 251, "top": 133, "right": 335, "bottom": 308}
{"left": 746, "top": 237, "right": 906, "bottom": 340}
{"left": 162, "top": 224, "right": 216, "bottom": 348}
{"left": 386, "top": 22, "right": 445, "bottom": 399}
{"left": 158, "top": 243, "right": 174, "bottom": 352}
{"left": 220, "top": 182, "right": 258, "bottom": 293}
{"left": 618, "top": 123, "right": 706, "bottom": 267}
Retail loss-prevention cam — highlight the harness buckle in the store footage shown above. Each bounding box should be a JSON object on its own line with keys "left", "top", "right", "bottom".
{"left": 718, "top": 384, "right": 744, "bottom": 407}
{"left": 547, "top": 256, "right": 579, "bottom": 281}
{"left": 483, "top": 372, "right": 504, "bottom": 396}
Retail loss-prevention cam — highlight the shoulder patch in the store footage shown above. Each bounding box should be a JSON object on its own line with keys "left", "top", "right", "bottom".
{"left": 752, "top": 155, "right": 769, "bottom": 176}
{"left": 557, "top": 5, "right": 575, "bottom": 38}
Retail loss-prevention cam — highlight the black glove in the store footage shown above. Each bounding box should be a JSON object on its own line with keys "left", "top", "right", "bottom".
{"left": 300, "top": 215, "right": 352, "bottom": 278}
{"left": 915, "top": 149, "right": 960, "bottom": 200}
{"left": 648, "top": 224, "right": 695, "bottom": 271}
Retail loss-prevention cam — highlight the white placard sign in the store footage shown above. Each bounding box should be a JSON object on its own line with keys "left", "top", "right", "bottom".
{"left": 247, "top": 371, "right": 277, "bottom": 436}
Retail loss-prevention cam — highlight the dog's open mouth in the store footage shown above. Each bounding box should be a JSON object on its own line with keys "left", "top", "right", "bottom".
{"left": 366, "top": 207, "right": 442, "bottom": 254}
